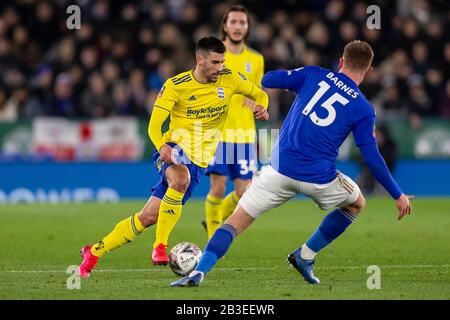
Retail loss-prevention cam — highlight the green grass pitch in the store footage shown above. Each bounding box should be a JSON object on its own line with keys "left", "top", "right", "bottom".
{"left": 0, "top": 198, "right": 449, "bottom": 300}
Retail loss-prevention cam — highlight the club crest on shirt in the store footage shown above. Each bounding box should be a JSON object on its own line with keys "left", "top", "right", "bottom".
{"left": 217, "top": 87, "right": 225, "bottom": 99}
{"left": 245, "top": 62, "right": 252, "bottom": 73}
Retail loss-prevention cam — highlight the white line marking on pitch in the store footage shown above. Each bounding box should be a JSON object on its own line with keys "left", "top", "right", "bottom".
{"left": 1, "top": 265, "right": 449, "bottom": 274}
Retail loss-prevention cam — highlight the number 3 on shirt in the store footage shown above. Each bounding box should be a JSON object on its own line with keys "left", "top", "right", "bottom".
{"left": 302, "top": 81, "right": 349, "bottom": 127}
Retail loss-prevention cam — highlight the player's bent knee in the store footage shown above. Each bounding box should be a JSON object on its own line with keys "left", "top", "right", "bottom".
{"left": 169, "top": 177, "right": 190, "bottom": 193}
{"left": 166, "top": 165, "right": 191, "bottom": 193}
{"left": 167, "top": 173, "right": 190, "bottom": 192}
{"left": 360, "top": 195, "right": 366, "bottom": 208}
{"left": 344, "top": 193, "right": 366, "bottom": 215}
{"left": 356, "top": 194, "right": 366, "bottom": 212}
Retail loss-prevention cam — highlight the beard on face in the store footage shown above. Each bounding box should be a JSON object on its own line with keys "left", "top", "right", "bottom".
{"left": 226, "top": 33, "right": 245, "bottom": 45}
{"left": 200, "top": 67, "right": 217, "bottom": 83}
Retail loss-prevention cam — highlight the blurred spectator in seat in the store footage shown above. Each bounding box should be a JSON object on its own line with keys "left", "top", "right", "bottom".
{"left": 97, "top": 32, "right": 114, "bottom": 61}
{"left": 373, "top": 75, "right": 408, "bottom": 121}
{"left": 362, "top": 28, "right": 387, "bottom": 65}
{"left": 10, "top": 25, "right": 30, "bottom": 67}
{"left": 118, "top": 4, "right": 140, "bottom": 37}
{"left": 397, "top": 18, "right": 419, "bottom": 53}
{"left": 79, "top": 46, "right": 99, "bottom": 78}
{"left": 13, "top": 86, "right": 30, "bottom": 119}
{"left": 147, "top": 59, "right": 176, "bottom": 92}
{"left": 192, "top": 24, "right": 214, "bottom": 44}
{"left": 3, "top": 68, "right": 25, "bottom": 91}
{"left": 112, "top": 80, "right": 132, "bottom": 116}
{"left": 75, "top": 23, "right": 95, "bottom": 48}
{"left": 47, "top": 36, "right": 76, "bottom": 75}
{"left": 425, "top": 66, "right": 444, "bottom": 110}
{"left": 147, "top": 1, "right": 169, "bottom": 32}
{"left": 128, "top": 69, "right": 148, "bottom": 116}
{"left": 0, "top": 87, "right": 16, "bottom": 122}
{"left": 31, "top": 1, "right": 59, "bottom": 52}
{"left": 425, "top": 19, "right": 444, "bottom": 60}
{"left": 51, "top": 72, "right": 77, "bottom": 118}
{"left": 303, "top": 47, "right": 321, "bottom": 67}
{"left": 338, "top": 21, "right": 359, "bottom": 52}
{"left": 179, "top": 2, "right": 201, "bottom": 39}
{"left": 81, "top": 72, "right": 114, "bottom": 118}
{"left": 407, "top": 74, "right": 433, "bottom": 123}
{"left": 27, "top": 64, "right": 54, "bottom": 117}
{"left": 147, "top": 59, "right": 176, "bottom": 111}
{"left": 273, "top": 24, "right": 305, "bottom": 68}
{"left": 101, "top": 60, "right": 120, "bottom": 91}
{"left": 143, "top": 47, "right": 163, "bottom": 75}
{"left": 111, "top": 35, "right": 134, "bottom": 73}
{"left": 67, "top": 64, "right": 84, "bottom": 105}
{"left": 411, "top": 41, "right": 430, "bottom": 74}
{"left": 271, "top": 10, "right": 291, "bottom": 31}
{"left": 90, "top": 0, "right": 111, "bottom": 30}
{"left": 305, "top": 21, "right": 330, "bottom": 52}
{"left": 324, "top": 0, "right": 346, "bottom": 37}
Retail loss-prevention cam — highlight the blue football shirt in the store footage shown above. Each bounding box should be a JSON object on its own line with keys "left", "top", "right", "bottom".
{"left": 263, "top": 66, "right": 376, "bottom": 184}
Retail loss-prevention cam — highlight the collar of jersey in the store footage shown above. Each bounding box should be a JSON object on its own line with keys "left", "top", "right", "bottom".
{"left": 226, "top": 45, "right": 246, "bottom": 56}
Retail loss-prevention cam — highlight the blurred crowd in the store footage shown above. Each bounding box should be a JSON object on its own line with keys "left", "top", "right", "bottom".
{"left": 0, "top": 0, "right": 449, "bottom": 125}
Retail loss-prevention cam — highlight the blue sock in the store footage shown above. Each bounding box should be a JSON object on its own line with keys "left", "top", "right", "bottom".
{"left": 306, "top": 208, "right": 357, "bottom": 253}
{"left": 195, "top": 224, "right": 237, "bottom": 274}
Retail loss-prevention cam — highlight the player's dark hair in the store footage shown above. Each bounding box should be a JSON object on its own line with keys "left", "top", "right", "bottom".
{"left": 343, "top": 40, "right": 374, "bottom": 71}
{"left": 220, "top": 5, "right": 250, "bottom": 41}
{"left": 196, "top": 36, "right": 226, "bottom": 55}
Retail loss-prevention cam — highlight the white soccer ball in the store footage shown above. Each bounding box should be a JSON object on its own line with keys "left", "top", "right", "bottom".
{"left": 169, "top": 242, "right": 202, "bottom": 277}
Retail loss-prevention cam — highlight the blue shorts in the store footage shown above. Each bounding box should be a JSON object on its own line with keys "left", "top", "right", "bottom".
{"left": 151, "top": 143, "right": 206, "bottom": 205}
{"left": 206, "top": 142, "right": 257, "bottom": 180}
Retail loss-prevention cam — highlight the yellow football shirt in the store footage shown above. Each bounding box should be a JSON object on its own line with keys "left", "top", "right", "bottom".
{"left": 151, "top": 68, "right": 268, "bottom": 168}
{"left": 222, "top": 46, "right": 265, "bottom": 143}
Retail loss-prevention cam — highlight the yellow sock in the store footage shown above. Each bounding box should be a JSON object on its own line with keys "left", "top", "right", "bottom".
{"left": 153, "top": 188, "right": 184, "bottom": 248}
{"left": 220, "top": 191, "right": 240, "bottom": 222}
{"left": 91, "top": 213, "right": 146, "bottom": 257}
{"left": 205, "top": 194, "right": 223, "bottom": 239}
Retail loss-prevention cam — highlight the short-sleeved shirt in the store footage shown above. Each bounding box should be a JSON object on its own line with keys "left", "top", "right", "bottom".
{"left": 221, "top": 46, "right": 265, "bottom": 143}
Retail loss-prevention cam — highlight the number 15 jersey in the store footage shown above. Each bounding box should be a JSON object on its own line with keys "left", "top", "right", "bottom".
{"left": 262, "top": 66, "right": 377, "bottom": 184}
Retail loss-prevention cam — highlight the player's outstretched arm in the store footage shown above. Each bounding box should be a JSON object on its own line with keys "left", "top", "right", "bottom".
{"left": 262, "top": 70, "right": 293, "bottom": 89}
{"left": 261, "top": 67, "right": 306, "bottom": 91}
{"left": 353, "top": 110, "right": 413, "bottom": 220}
{"left": 359, "top": 143, "right": 413, "bottom": 220}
